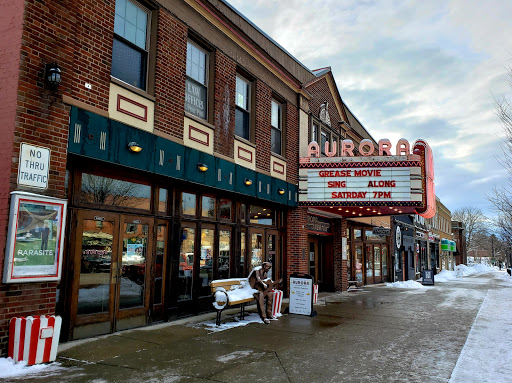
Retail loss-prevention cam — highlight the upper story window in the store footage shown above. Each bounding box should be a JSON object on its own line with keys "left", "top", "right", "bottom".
{"left": 235, "top": 75, "right": 251, "bottom": 140}
{"left": 271, "top": 99, "right": 283, "bottom": 155}
{"left": 311, "top": 119, "right": 338, "bottom": 156}
{"left": 185, "top": 41, "right": 208, "bottom": 120}
{"left": 112, "top": 0, "right": 150, "bottom": 90}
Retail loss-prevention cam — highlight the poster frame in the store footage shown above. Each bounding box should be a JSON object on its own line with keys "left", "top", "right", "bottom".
{"left": 3, "top": 191, "right": 67, "bottom": 283}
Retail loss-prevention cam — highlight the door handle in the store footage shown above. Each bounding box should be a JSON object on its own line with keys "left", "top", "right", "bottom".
{"left": 111, "top": 262, "right": 117, "bottom": 284}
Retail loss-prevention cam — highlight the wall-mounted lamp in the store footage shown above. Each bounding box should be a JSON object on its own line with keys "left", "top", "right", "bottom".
{"left": 278, "top": 188, "right": 285, "bottom": 195}
{"left": 244, "top": 178, "right": 253, "bottom": 186}
{"left": 197, "top": 163, "right": 208, "bottom": 172}
{"left": 45, "top": 62, "right": 61, "bottom": 90}
{"left": 128, "top": 142, "right": 142, "bottom": 153}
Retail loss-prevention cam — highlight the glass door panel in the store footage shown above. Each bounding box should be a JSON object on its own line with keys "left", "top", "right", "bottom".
{"left": 267, "top": 233, "right": 277, "bottom": 280}
{"left": 178, "top": 226, "right": 195, "bottom": 301}
{"left": 355, "top": 245, "right": 363, "bottom": 283}
{"left": 218, "top": 229, "right": 231, "bottom": 280}
{"left": 119, "top": 221, "right": 149, "bottom": 310}
{"left": 382, "top": 247, "right": 388, "bottom": 277}
{"left": 374, "top": 246, "right": 381, "bottom": 277}
{"left": 199, "top": 227, "right": 215, "bottom": 297}
{"left": 250, "top": 231, "right": 263, "bottom": 271}
{"left": 240, "top": 230, "right": 247, "bottom": 277}
{"left": 365, "top": 245, "right": 373, "bottom": 282}
{"left": 154, "top": 223, "right": 167, "bottom": 306}
{"left": 77, "top": 218, "right": 116, "bottom": 316}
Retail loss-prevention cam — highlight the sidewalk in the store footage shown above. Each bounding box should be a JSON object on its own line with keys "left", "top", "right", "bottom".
{"left": 3, "top": 271, "right": 512, "bottom": 383}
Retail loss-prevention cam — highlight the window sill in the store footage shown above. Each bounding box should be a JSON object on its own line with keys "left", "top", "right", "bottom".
{"left": 270, "top": 152, "right": 287, "bottom": 163}
{"left": 184, "top": 112, "right": 215, "bottom": 130}
{"left": 110, "top": 76, "right": 156, "bottom": 102}
{"left": 234, "top": 135, "right": 255, "bottom": 148}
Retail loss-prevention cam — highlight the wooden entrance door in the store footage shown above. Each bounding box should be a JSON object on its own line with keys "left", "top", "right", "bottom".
{"left": 71, "top": 210, "right": 153, "bottom": 339}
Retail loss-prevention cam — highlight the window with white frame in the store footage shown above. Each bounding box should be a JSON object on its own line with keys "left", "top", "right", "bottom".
{"left": 112, "top": 0, "right": 150, "bottom": 90}
{"left": 271, "top": 99, "right": 283, "bottom": 155}
{"left": 185, "top": 41, "right": 208, "bottom": 120}
{"left": 235, "top": 75, "right": 251, "bottom": 140}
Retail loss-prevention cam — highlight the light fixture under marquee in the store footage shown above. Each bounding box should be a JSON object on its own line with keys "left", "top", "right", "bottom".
{"left": 197, "top": 163, "right": 208, "bottom": 172}
{"left": 244, "top": 178, "right": 253, "bottom": 186}
{"left": 128, "top": 142, "right": 142, "bottom": 153}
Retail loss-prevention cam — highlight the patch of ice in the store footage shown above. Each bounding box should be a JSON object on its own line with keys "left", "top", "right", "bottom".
{"left": 0, "top": 358, "right": 65, "bottom": 379}
{"left": 385, "top": 280, "right": 426, "bottom": 289}
{"left": 216, "top": 350, "right": 254, "bottom": 363}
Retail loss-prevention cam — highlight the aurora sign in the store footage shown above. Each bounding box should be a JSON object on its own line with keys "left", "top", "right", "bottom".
{"left": 298, "top": 138, "right": 435, "bottom": 218}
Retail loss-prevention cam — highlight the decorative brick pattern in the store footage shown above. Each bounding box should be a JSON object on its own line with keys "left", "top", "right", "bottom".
{"left": 255, "top": 80, "right": 272, "bottom": 172}
{"left": 214, "top": 51, "right": 236, "bottom": 157}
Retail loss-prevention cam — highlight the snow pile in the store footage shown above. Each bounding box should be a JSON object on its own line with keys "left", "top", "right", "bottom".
{"left": 497, "top": 272, "right": 512, "bottom": 285}
{"left": 0, "top": 358, "right": 64, "bottom": 379}
{"left": 385, "top": 280, "right": 426, "bottom": 289}
{"left": 457, "top": 264, "right": 496, "bottom": 276}
{"left": 434, "top": 269, "right": 457, "bottom": 282}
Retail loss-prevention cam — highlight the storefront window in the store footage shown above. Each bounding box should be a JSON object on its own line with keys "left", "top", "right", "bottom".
{"left": 374, "top": 246, "right": 381, "bottom": 277}
{"left": 219, "top": 199, "right": 232, "bottom": 221}
{"left": 202, "top": 196, "right": 216, "bottom": 219}
{"left": 178, "top": 227, "right": 195, "bottom": 301}
{"left": 347, "top": 245, "right": 351, "bottom": 281}
{"left": 240, "top": 203, "right": 247, "bottom": 223}
{"left": 366, "top": 230, "right": 383, "bottom": 241}
{"left": 199, "top": 228, "right": 214, "bottom": 296}
{"left": 158, "top": 188, "right": 167, "bottom": 215}
{"left": 219, "top": 230, "right": 231, "bottom": 279}
{"left": 249, "top": 206, "right": 275, "bottom": 225}
{"left": 251, "top": 233, "right": 263, "bottom": 270}
{"left": 182, "top": 193, "right": 196, "bottom": 216}
{"left": 240, "top": 231, "right": 246, "bottom": 275}
{"left": 354, "top": 228, "right": 362, "bottom": 240}
{"left": 355, "top": 245, "right": 363, "bottom": 283}
{"left": 80, "top": 173, "right": 151, "bottom": 210}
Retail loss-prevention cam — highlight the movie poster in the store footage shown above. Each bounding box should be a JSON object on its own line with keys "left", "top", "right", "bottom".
{"left": 3, "top": 192, "right": 67, "bottom": 283}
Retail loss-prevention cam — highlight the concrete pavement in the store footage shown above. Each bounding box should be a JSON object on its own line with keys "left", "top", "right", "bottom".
{"left": 6, "top": 271, "right": 510, "bottom": 383}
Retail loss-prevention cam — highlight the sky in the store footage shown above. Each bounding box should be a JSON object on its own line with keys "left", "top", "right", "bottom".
{"left": 227, "top": 0, "right": 512, "bottom": 218}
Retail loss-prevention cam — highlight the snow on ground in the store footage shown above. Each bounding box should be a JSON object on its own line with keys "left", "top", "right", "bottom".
{"left": 434, "top": 269, "right": 457, "bottom": 282}
{"left": 385, "top": 280, "right": 426, "bottom": 289}
{"left": 216, "top": 350, "right": 257, "bottom": 363}
{"left": 449, "top": 285, "right": 512, "bottom": 382}
{"left": 0, "top": 358, "right": 66, "bottom": 379}
{"left": 190, "top": 312, "right": 272, "bottom": 333}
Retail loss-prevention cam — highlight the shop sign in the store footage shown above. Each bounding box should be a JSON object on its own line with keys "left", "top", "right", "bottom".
{"left": 3, "top": 192, "right": 67, "bottom": 283}
{"left": 289, "top": 274, "right": 316, "bottom": 316}
{"left": 298, "top": 138, "right": 435, "bottom": 218}
{"left": 373, "top": 226, "right": 391, "bottom": 236}
{"left": 422, "top": 269, "right": 435, "bottom": 285}
{"left": 395, "top": 226, "right": 402, "bottom": 248}
{"left": 416, "top": 231, "right": 426, "bottom": 239}
{"left": 306, "top": 215, "right": 331, "bottom": 233}
{"left": 18, "top": 143, "right": 50, "bottom": 189}
{"left": 185, "top": 78, "right": 206, "bottom": 119}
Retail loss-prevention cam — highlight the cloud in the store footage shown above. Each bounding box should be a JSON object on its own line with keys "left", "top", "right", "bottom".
{"left": 228, "top": 0, "right": 512, "bottom": 215}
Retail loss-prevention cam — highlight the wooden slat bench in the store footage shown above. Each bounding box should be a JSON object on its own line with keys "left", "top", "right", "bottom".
{"left": 348, "top": 280, "right": 359, "bottom": 289}
{"left": 210, "top": 278, "right": 256, "bottom": 326}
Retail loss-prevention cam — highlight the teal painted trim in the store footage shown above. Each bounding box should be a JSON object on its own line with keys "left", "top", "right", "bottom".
{"left": 68, "top": 107, "right": 297, "bottom": 207}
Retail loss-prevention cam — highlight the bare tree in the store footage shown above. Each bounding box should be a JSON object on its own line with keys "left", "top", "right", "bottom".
{"left": 489, "top": 65, "right": 512, "bottom": 260}
{"left": 452, "top": 207, "right": 487, "bottom": 251}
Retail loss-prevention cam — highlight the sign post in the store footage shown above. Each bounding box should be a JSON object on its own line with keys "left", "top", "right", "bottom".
{"left": 288, "top": 273, "right": 317, "bottom": 317}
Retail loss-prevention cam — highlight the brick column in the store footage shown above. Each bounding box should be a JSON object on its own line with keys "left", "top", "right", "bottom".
{"left": 333, "top": 218, "right": 348, "bottom": 291}
{"left": 286, "top": 207, "right": 308, "bottom": 288}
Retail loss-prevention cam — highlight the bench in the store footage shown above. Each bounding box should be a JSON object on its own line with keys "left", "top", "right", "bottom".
{"left": 348, "top": 280, "right": 359, "bottom": 289}
{"left": 211, "top": 278, "right": 256, "bottom": 326}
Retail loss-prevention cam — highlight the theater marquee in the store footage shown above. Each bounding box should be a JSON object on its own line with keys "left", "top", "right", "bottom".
{"left": 299, "top": 138, "right": 435, "bottom": 218}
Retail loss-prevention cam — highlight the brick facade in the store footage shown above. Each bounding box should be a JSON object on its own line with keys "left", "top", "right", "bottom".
{"left": 0, "top": 0, "right": 313, "bottom": 354}
{"left": 333, "top": 219, "right": 348, "bottom": 291}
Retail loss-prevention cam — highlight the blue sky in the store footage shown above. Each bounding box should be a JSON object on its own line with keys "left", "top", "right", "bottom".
{"left": 228, "top": 0, "right": 512, "bottom": 217}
